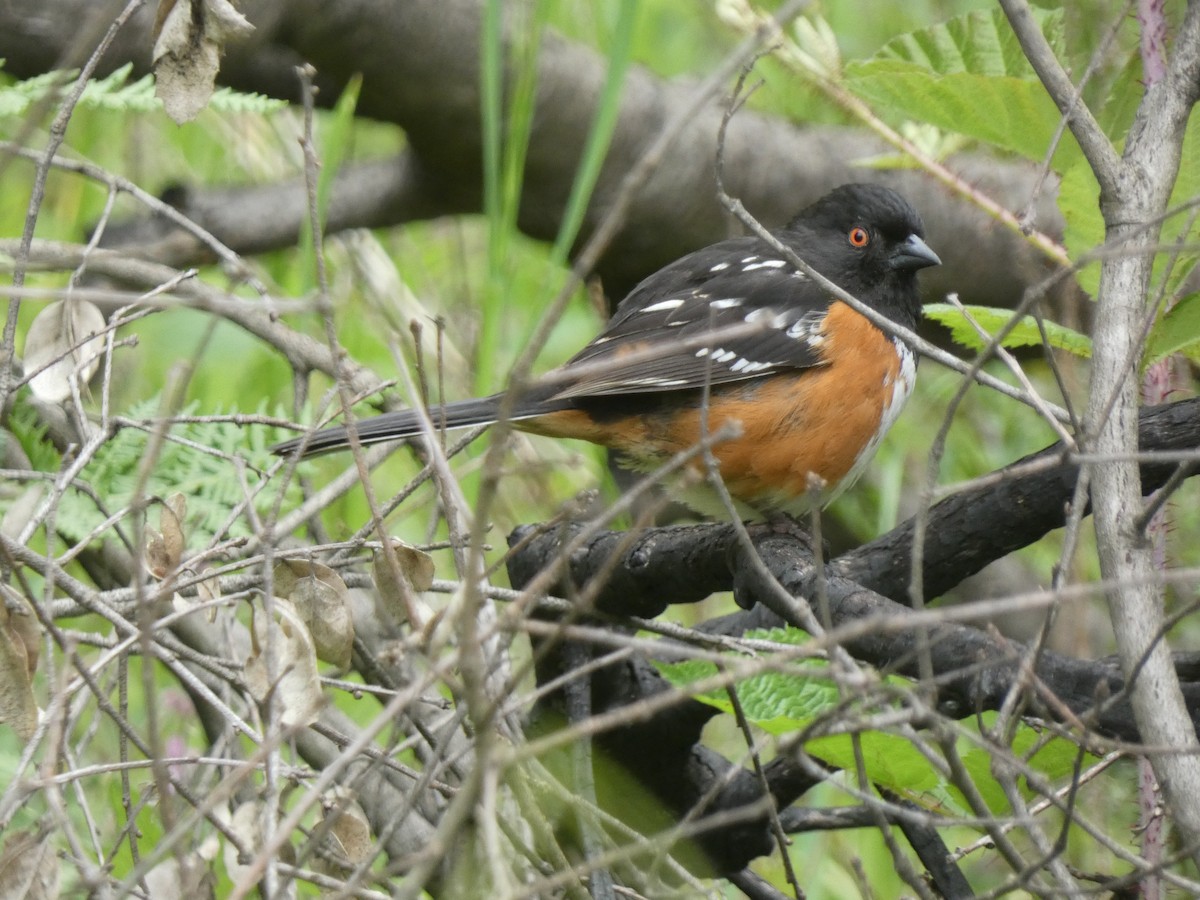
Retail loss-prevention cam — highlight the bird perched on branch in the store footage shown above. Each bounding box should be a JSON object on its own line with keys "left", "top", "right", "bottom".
{"left": 272, "top": 183, "right": 940, "bottom": 518}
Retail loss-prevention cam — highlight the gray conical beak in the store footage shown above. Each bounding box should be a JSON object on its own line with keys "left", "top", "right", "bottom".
{"left": 891, "top": 234, "right": 941, "bottom": 271}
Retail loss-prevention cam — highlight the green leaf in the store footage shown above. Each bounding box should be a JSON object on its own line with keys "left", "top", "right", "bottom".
{"left": 844, "top": 9, "right": 1081, "bottom": 169}
{"left": 656, "top": 657, "right": 840, "bottom": 735}
{"left": 551, "top": 0, "right": 637, "bottom": 263}
{"left": 872, "top": 8, "right": 1064, "bottom": 77}
{"left": 655, "top": 629, "right": 1095, "bottom": 821}
{"left": 808, "top": 716, "right": 1089, "bottom": 818}
{"left": 1145, "top": 293, "right": 1200, "bottom": 368}
{"left": 655, "top": 627, "right": 837, "bottom": 733}
{"left": 1156, "top": 115, "right": 1200, "bottom": 300}
{"left": 1055, "top": 158, "right": 1103, "bottom": 296}
{"left": 923, "top": 303, "right": 1092, "bottom": 357}
{"left": 1059, "top": 114, "right": 1200, "bottom": 302}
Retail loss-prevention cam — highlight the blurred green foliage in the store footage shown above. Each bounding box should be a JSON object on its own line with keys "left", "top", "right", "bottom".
{"left": 2, "top": 0, "right": 1199, "bottom": 893}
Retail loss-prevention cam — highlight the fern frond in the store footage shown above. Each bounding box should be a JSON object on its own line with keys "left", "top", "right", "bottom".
{"left": 0, "top": 61, "right": 288, "bottom": 117}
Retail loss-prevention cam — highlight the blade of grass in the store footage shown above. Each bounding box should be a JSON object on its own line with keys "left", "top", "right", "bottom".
{"left": 477, "top": 0, "right": 553, "bottom": 393}
{"left": 549, "top": 0, "right": 638, "bottom": 265}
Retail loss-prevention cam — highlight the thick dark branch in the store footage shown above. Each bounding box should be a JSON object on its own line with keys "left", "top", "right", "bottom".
{"left": 724, "top": 531, "right": 1200, "bottom": 744}
{"left": 508, "top": 397, "right": 1200, "bottom": 617}
{"left": 838, "top": 396, "right": 1200, "bottom": 605}
{"left": 100, "top": 154, "right": 465, "bottom": 265}
{"left": 511, "top": 520, "right": 1200, "bottom": 746}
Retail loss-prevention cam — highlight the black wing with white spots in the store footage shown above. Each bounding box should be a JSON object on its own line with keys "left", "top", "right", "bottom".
{"left": 546, "top": 239, "right": 832, "bottom": 400}
{"left": 543, "top": 182, "right": 939, "bottom": 402}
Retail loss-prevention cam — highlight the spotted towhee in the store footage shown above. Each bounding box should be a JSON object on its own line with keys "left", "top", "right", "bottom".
{"left": 273, "top": 183, "right": 940, "bottom": 518}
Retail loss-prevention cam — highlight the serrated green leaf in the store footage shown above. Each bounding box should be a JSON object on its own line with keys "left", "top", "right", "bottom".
{"left": 845, "top": 9, "right": 1080, "bottom": 169}
{"left": 1059, "top": 103, "right": 1200, "bottom": 302}
{"left": 655, "top": 655, "right": 841, "bottom": 735}
{"left": 874, "top": 8, "right": 1063, "bottom": 78}
{"left": 1156, "top": 116, "right": 1200, "bottom": 299}
{"left": 1145, "top": 293, "right": 1200, "bottom": 368}
{"left": 1096, "top": 51, "right": 1145, "bottom": 139}
{"left": 656, "top": 657, "right": 719, "bottom": 690}
{"left": 1056, "top": 158, "right": 1103, "bottom": 296}
{"left": 923, "top": 303, "right": 1092, "bottom": 357}
{"left": 743, "top": 626, "right": 808, "bottom": 645}
{"left": 807, "top": 714, "right": 1089, "bottom": 819}
{"left": 657, "top": 629, "right": 1096, "bottom": 823}
{"left": 846, "top": 64, "right": 1080, "bottom": 169}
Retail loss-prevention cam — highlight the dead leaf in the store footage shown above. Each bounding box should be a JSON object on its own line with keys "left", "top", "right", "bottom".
{"left": 145, "top": 530, "right": 170, "bottom": 580}
{"left": 23, "top": 299, "right": 106, "bottom": 403}
{"left": 0, "top": 587, "right": 40, "bottom": 742}
{"left": 223, "top": 800, "right": 261, "bottom": 888}
{"left": 0, "top": 484, "right": 45, "bottom": 541}
{"left": 193, "top": 564, "right": 223, "bottom": 622}
{"left": 147, "top": 494, "right": 188, "bottom": 580}
{"left": 372, "top": 538, "right": 435, "bottom": 626}
{"left": 160, "top": 494, "right": 187, "bottom": 569}
{"left": 273, "top": 560, "right": 352, "bottom": 669}
{"left": 0, "top": 829, "right": 58, "bottom": 899}
{"left": 245, "top": 599, "right": 323, "bottom": 729}
{"left": 153, "top": 0, "right": 254, "bottom": 123}
{"left": 143, "top": 852, "right": 215, "bottom": 900}
{"left": 1, "top": 585, "right": 40, "bottom": 678}
{"left": 317, "top": 788, "right": 373, "bottom": 875}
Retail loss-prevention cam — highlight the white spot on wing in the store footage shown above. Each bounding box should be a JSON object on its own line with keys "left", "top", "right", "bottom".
{"left": 740, "top": 256, "right": 759, "bottom": 264}
{"left": 709, "top": 262, "right": 730, "bottom": 273}
{"left": 743, "top": 307, "right": 778, "bottom": 324}
{"left": 710, "top": 298, "right": 743, "bottom": 310}
{"left": 626, "top": 377, "right": 688, "bottom": 387}
{"left": 741, "top": 259, "right": 787, "bottom": 272}
{"left": 786, "top": 310, "right": 825, "bottom": 341}
{"left": 728, "top": 359, "right": 774, "bottom": 374}
{"left": 641, "top": 298, "right": 685, "bottom": 313}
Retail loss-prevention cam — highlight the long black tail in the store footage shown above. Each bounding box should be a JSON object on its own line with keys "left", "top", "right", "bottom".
{"left": 271, "top": 395, "right": 520, "bottom": 458}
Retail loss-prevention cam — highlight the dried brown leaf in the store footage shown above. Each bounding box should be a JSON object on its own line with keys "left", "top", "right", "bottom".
{"left": 245, "top": 599, "right": 323, "bottom": 729}
{"left": 273, "top": 560, "right": 353, "bottom": 669}
{"left": 160, "top": 493, "right": 187, "bottom": 571}
{"left": 0, "top": 485, "right": 44, "bottom": 544}
{"left": 143, "top": 853, "right": 215, "bottom": 900}
{"left": 152, "top": 0, "right": 254, "bottom": 123}
{"left": 0, "top": 587, "right": 40, "bottom": 742}
{"left": 372, "top": 538, "right": 435, "bottom": 625}
{"left": 23, "top": 299, "right": 105, "bottom": 403}
{"left": 222, "top": 800, "right": 261, "bottom": 888}
{"left": 145, "top": 530, "right": 170, "bottom": 580}
{"left": 1, "top": 586, "right": 40, "bottom": 678}
{"left": 0, "top": 829, "right": 58, "bottom": 899}
{"left": 318, "top": 788, "right": 373, "bottom": 875}
{"left": 193, "top": 564, "right": 223, "bottom": 622}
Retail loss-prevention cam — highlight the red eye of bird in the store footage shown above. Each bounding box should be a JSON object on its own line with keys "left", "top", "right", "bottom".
{"left": 848, "top": 226, "right": 869, "bottom": 247}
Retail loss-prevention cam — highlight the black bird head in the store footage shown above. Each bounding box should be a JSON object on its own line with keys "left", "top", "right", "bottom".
{"left": 784, "top": 183, "right": 939, "bottom": 327}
